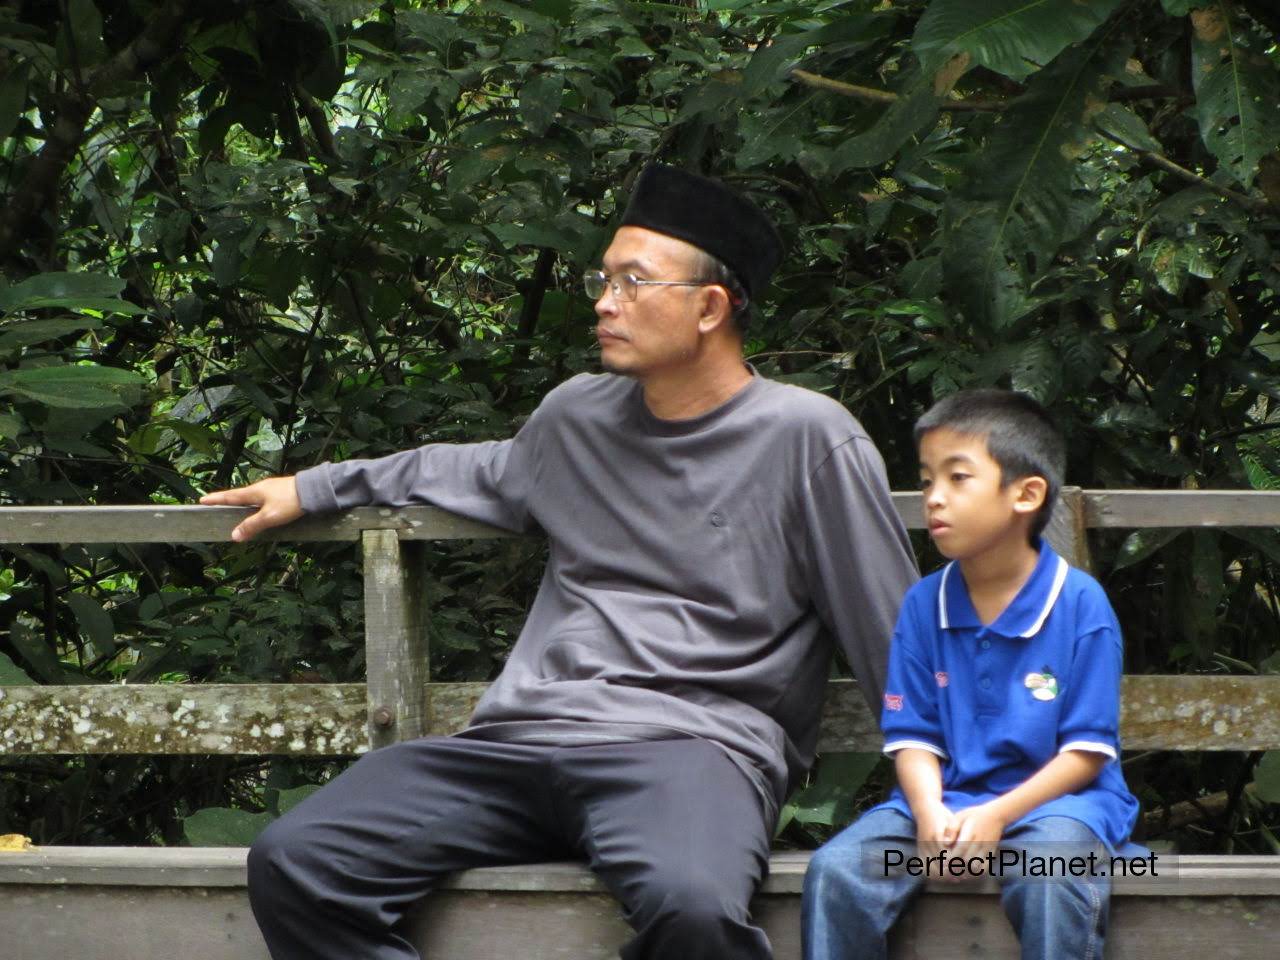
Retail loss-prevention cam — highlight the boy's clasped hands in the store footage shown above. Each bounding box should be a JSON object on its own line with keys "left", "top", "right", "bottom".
{"left": 916, "top": 799, "right": 1008, "bottom": 881}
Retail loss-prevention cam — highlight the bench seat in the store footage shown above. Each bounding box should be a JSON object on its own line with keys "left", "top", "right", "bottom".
{"left": 3, "top": 847, "right": 1278, "bottom": 959}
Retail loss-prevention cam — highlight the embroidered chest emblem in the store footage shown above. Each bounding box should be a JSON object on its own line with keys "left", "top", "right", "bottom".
{"left": 935, "top": 672, "right": 949, "bottom": 688}
{"left": 1024, "top": 669, "right": 1059, "bottom": 701}
{"left": 884, "top": 693, "right": 904, "bottom": 711}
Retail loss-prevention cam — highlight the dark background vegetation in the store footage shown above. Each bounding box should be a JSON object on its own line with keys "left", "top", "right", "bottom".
{"left": 1, "top": 0, "right": 1279, "bottom": 853}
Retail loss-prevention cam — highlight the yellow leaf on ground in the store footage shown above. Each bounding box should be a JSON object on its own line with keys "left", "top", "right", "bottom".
{"left": 0, "top": 834, "right": 33, "bottom": 851}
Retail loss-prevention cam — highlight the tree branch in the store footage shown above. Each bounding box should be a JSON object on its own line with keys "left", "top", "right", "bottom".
{"left": 294, "top": 85, "right": 339, "bottom": 161}
{"left": 1096, "top": 127, "right": 1272, "bottom": 213}
{"left": 791, "top": 70, "right": 1182, "bottom": 114}
{"left": 0, "top": 0, "right": 195, "bottom": 265}
{"left": 791, "top": 69, "right": 1003, "bottom": 112}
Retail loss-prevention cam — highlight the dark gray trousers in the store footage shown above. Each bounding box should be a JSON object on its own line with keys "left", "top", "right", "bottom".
{"left": 247, "top": 735, "right": 774, "bottom": 960}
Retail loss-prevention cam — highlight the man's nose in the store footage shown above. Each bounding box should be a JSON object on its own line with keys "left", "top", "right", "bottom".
{"left": 594, "top": 287, "right": 616, "bottom": 318}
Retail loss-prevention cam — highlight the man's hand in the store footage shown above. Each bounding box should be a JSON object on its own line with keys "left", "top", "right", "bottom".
{"left": 200, "top": 476, "right": 304, "bottom": 542}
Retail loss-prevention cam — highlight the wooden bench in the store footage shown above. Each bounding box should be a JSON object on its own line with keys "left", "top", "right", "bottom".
{"left": 2, "top": 488, "right": 1279, "bottom": 958}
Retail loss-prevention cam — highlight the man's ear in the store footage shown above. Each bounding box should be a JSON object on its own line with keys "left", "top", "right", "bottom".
{"left": 1012, "top": 476, "right": 1048, "bottom": 516}
{"left": 696, "top": 285, "right": 734, "bottom": 335}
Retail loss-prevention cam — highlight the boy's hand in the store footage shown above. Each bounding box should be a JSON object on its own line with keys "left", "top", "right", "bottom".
{"left": 914, "top": 799, "right": 954, "bottom": 848}
{"left": 942, "top": 802, "right": 1008, "bottom": 873}
{"left": 200, "top": 476, "right": 304, "bottom": 542}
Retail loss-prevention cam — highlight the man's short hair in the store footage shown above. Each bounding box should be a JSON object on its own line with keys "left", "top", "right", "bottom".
{"left": 693, "top": 249, "right": 752, "bottom": 333}
{"left": 914, "top": 389, "right": 1066, "bottom": 540}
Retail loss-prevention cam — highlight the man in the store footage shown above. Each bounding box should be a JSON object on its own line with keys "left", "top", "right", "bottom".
{"left": 201, "top": 164, "right": 918, "bottom": 960}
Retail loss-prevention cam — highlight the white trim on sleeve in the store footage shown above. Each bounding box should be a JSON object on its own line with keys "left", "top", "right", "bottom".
{"left": 883, "top": 739, "right": 948, "bottom": 760}
{"left": 1058, "top": 740, "right": 1117, "bottom": 760}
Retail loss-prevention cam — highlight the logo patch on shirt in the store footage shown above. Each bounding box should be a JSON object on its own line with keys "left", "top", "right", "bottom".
{"left": 935, "top": 672, "right": 949, "bottom": 688}
{"left": 1024, "top": 669, "right": 1059, "bottom": 701}
{"left": 884, "top": 693, "right": 904, "bottom": 711}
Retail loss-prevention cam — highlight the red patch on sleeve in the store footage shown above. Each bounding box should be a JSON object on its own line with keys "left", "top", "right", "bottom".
{"left": 884, "top": 693, "right": 904, "bottom": 711}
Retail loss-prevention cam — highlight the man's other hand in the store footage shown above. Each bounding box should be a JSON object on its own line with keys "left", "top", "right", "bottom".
{"left": 200, "top": 477, "right": 304, "bottom": 542}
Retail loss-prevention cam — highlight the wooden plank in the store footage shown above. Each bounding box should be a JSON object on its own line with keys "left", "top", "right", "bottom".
{"left": 1043, "top": 486, "right": 1092, "bottom": 572}
{"left": 1, "top": 491, "right": 1276, "bottom": 545}
{"left": 0, "top": 505, "right": 515, "bottom": 544}
{"left": 1120, "top": 674, "right": 1280, "bottom": 751}
{"left": 817, "top": 676, "right": 1280, "bottom": 753}
{"left": 0, "top": 887, "right": 268, "bottom": 960}
{"left": 1, "top": 881, "right": 1274, "bottom": 960}
{"left": 4, "top": 849, "right": 1278, "bottom": 960}
{"left": 0, "top": 683, "right": 367, "bottom": 755}
{"left": 3, "top": 675, "right": 1277, "bottom": 756}
{"left": 0, "top": 846, "right": 250, "bottom": 887}
{"left": 5, "top": 847, "right": 1279, "bottom": 898}
{"left": 363, "top": 530, "right": 430, "bottom": 748}
{"left": 1084, "top": 489, "right": 1280, "bottom": 529}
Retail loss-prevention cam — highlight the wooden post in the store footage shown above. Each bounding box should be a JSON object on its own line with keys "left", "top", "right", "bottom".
{"left": 1044, "top": 485, "right": 1092, "bottom": 573}
{"left": 362, "top": 529, "right": 430, "bottom": 750}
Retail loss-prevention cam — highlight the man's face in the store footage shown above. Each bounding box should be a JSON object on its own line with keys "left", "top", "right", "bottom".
{"left": 593, "top": 226, "right": 710, "bottom": 379}
{"left": 918, "top": 428, "right": 1035, "bottom": 561}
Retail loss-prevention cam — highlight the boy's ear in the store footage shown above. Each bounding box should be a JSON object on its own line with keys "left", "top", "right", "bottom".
{"left": 1011, "top": 475, "right": 1048, "bottom": 516}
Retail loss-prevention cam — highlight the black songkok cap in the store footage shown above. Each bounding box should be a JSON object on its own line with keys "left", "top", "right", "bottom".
{"left": 619, "top": 164, "right": 783, "bottom": 302}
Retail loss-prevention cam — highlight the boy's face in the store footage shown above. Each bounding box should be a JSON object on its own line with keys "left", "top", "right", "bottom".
{"left": 918, "top": 428, "right": 1044, "bottom": 561}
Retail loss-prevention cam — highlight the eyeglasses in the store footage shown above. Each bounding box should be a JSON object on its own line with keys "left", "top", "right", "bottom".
{"left": 583, "top": 270, "right": 710, "bottom": 302}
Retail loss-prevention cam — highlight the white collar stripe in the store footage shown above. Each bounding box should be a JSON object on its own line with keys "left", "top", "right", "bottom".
{"left": 1021, "top": 556, "right": 1068, "bottom": 637}
{"left": 938, "top": 562, "right": 954, "bottom": 629}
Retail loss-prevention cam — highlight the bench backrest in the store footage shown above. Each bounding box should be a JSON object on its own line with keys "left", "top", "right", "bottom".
{"left": 1, "top": 488, "right": 1279, "bottom": 758}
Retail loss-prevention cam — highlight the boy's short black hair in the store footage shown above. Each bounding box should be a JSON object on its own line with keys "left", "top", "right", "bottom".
{"left": 914, "top": 389, "right": 1066, "bottom": 541}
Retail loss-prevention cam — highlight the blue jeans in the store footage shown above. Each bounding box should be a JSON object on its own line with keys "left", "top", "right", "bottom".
{"left": 802, "top": 808, "right": 1110, "bottom": 960}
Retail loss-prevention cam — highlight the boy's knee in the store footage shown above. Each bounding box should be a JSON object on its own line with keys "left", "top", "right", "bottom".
{"left": 804, "top": 840, "right": 880, "bottom": 903}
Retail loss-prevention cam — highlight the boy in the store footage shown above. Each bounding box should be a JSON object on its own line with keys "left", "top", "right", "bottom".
{"left": 802, "top": 389, "right": 1139, "bottom": 960}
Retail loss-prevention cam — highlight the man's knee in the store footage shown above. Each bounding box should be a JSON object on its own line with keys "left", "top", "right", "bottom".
{"left": 247, "top": 813, "right": 316, "bottom": 909}
{"left": 629, "top": 867, "right": 750, "bottom": 936}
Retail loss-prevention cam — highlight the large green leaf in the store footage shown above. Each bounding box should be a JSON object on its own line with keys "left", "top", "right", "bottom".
{"left": 0, "top": 62, "right": 27, "bottom": 141}
{"left": 0, "top": 318, "right": 103, "bottom": 350}
{"left": 518, "top": 73, "right": 563, "bottom": 136}
{"left": 776, "top": 752, "right": 880, "bottom": 835}
{"left": 0, "top": 272, "right": 127, "bottom": 312}
{"left": 912, "top": 0, "right": 1124, "bottom": 78}
{"left": 1254, "top": 750, "right": 1280, "bottom": 804}
{"left": 1188, "top": 3, "right": 1280, "bottom": 188}
{"left": 66, "top": 593, "right": 115, "bottom": 654}
{"left": 943, "top": 38, "right": 1124, "bottom": 328}
{"left": 182, "top": 807, "right": 274, "bottom": 846}
{"left": 832, "top": 65, "right": 942, "bottom": 172}
{"left": 0, "top": 364, "right": 145, "bottom": 410}
{"left": 0, "top": 651, "right": 34, "bottom": 686}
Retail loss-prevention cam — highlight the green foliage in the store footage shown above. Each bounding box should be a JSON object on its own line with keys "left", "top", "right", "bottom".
{"left": 0, "top": 0, "right": 1278, "bottom": 851}
{"left": 1189, "top": 3, "right": 1280, "bottom": 188}
{"left": 913, "top": 0, "right": 1124, "bottom": 78}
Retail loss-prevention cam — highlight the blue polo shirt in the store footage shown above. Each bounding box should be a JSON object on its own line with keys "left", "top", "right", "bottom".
{"left": 873, "top": 540, "right": 1139, "bottom": 851}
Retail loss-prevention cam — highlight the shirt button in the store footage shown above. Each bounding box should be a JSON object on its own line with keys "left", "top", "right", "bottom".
{"left": 710, "top": 513, "right": 725, "bottom": 527}
{"left": 980, "top": 639, "right": 991, "bottom": 650}
{"left": 980, "top": 677, "right": 992, "bottom": 690}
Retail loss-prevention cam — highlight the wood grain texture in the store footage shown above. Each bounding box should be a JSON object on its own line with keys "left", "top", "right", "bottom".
{"left": 0, "top": 683, "right": 367, "bottom": 755}
{"left": 2, "top": 849, "right": 1278, "bottom": 960}
{"left": 362, "top": 531, "right": 430, "bottom": 748}
{"left": 0, "top": 504, "right": 516, "bottom": 543}
{"left": 3, "top": 676, "right": 1277, "bottom": 755}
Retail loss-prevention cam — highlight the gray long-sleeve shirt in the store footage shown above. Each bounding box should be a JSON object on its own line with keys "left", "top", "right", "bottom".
{"left": 296, "top": 370, "right": 918, "bottom": 815}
